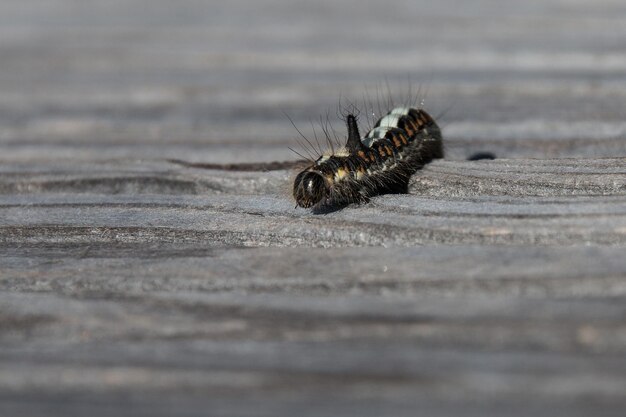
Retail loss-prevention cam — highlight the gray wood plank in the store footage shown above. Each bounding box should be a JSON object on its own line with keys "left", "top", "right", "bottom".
{"left": 1, "top": 1, "right": 626, "bottom": 416}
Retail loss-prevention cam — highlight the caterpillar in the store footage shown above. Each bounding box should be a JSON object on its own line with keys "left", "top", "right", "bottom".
{"left": 293, "top": 106, "right": 443, "bottom": 209}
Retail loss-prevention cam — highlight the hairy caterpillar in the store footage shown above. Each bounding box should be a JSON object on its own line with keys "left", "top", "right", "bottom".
{"left": 293, "top": 106, "right": 443, "bottom": 209}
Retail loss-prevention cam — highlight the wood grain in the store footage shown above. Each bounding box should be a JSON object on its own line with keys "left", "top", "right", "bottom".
{"left": 1, "top": 1, "right": 626, "bottom": 416}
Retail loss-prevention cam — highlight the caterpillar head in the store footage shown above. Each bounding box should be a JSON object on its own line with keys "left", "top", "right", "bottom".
{"left": 293, "top": 170, "right": 327, "bottom": 208}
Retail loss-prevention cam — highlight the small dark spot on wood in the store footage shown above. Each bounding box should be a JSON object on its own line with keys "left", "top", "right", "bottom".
{"left": 467, "top": 152, "right": 496, "bottom": 161}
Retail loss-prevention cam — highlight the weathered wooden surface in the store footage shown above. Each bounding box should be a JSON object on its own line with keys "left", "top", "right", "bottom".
{"left": 1, "top": 1, "right": 626, "bottom": 416}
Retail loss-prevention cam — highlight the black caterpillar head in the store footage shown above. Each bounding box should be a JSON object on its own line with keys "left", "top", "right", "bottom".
{"left": 293, "top": 171, "right": 327, "bottom": 208}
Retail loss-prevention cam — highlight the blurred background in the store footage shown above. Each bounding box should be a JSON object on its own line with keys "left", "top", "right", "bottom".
{"left": 2, "top": 2, "right": 626, "bottom": 416}
{"left": 2, "top": 0, "right": 626, "bottom": 165}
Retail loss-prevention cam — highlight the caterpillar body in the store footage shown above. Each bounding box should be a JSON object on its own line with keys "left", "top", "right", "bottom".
{"left": 293, "top": 107, "right": 443, "bottom": 209}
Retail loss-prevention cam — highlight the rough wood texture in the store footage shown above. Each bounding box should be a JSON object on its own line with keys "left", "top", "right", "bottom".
{"left": 1, "top": 1, "right": 626, "bottom": 416}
